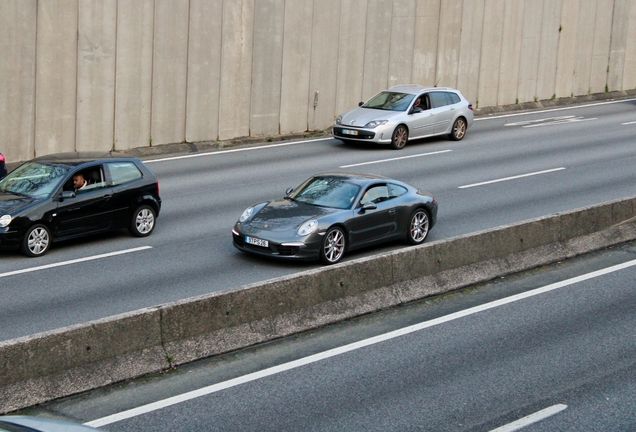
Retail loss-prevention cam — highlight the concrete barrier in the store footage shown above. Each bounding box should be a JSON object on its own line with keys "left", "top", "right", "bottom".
{"left": 1, "top": 196, "right": 635, "bottom": 413}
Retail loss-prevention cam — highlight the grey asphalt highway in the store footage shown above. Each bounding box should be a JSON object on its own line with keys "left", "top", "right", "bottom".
{"left": 1, "top": 98, "right": 635, "bottom": 341}
{"left": 25, "top": 240, "right": 636, "bottom": 431}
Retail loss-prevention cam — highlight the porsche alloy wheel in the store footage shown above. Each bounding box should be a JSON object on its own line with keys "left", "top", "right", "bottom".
{"left": 407, "top": 209, "right": 430, "bottom": 245}
{"left": 320, "top": 226, "right": 346, "bottom": 265}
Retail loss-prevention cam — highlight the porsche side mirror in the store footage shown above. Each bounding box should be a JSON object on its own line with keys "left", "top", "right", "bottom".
{"left": 360, "top": 202, "right": 377, "bottom": 213}
{"left": 285, "top": 187, "right": 294, "bottom": 196}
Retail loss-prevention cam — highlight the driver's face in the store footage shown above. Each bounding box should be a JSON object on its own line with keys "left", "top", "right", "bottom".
{"left": 73, "top": 175, "right": 84, "bottom": 188}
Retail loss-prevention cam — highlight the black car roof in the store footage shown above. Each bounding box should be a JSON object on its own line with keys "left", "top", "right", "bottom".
{"left": 30, "top": 151, "right": 136, "bottom": 166}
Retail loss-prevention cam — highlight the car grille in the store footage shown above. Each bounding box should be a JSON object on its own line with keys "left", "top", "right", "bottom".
{"left": 333, "top": 128, "right": 376, "bottom": 139}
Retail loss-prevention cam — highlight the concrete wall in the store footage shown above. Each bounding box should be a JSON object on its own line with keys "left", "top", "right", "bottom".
{"left": 2, "top": 195, "right": 635, "bottom": 414}
{"left": 1, "top": 0, "right": 636, "bottom": 162}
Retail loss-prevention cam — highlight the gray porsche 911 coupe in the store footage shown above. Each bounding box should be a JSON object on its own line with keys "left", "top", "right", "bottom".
{"left": 232, "top": 172, "right": 437, "bottom": 265}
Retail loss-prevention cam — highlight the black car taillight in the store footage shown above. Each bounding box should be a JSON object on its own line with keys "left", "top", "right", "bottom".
{"left": 155, "top": 179, "right": 160, "bottom": 195}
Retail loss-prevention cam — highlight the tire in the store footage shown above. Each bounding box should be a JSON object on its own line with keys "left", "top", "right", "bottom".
{"left": 320, "top": 226, "right": 346, "bottom": 265}
{"left": 407, "top": 209, "right": 430, "bottom": 245}
{"left": 129, "top": 205, "right": 156, "bottom": 237}
{"left": 448, "top": 117, "right": 467, "bottom": 141}
{"left": 21, "top": 224, "right": 52, "bottom": 257}
{"left": 390, "top": 125, "right": 408, "bottom": 150}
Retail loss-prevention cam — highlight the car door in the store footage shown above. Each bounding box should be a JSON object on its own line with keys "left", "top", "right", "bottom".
{"left": 349, "top": 184, "right": 398, "bottom": 246}
{"left": 429, "top": 91, "right": 456, "bottom": 133}
{"left": 406, "top": 93, "right": 437, "bottom": 138}
{"left": 103, "top": 161, "right": 145, "bottom": 226}
{"left": 53, "top": 165, "right": 113, "bottom": 238}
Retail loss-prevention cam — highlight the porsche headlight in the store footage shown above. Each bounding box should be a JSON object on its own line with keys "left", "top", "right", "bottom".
{"left": 239, "top": 207, "right": 254, "bottom": 223}
{"left": 335, "top": 115, "right": 342, "bottom": 125}
{"left": 0, "top": 214, "right": 11, "bottom": 228}
{"left": 297, "top": 219, "right": 318, "bottom": 236}
{"left": 364, "top": 120, "right": 388, "bottom": 128}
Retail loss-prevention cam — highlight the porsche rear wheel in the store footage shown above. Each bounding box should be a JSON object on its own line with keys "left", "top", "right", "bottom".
{"left": 407, "top": 209, "right": 430, "bottom": 245}
{"left": 320, "top": 226, "right": 346, "bottom": 265}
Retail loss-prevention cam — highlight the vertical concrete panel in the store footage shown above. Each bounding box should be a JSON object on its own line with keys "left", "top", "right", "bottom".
{"left": 280, "top": 0, "right": 313, "bottom": 134}
{"left": 308, "top": 0, "right": 341, "bottom": 130}
{"left": 435, "top": 0, "right": 463, "bottom": 88}
{"left": 497, "top": 0, "right": 524, "bottom": 105}
{"left": 517, "top": 0, "right": 543, "bottom": 103}
{"left": 478, "top": 0, "right": 504, "bottom": 108}
{"left": 218, "top": 0, "right": 254, "bottom": 140}
{"left": 536, "top": 0, "right": 562, "bottom": 100}
{"left": 388, "top": 0, "right": 417, "bottom": 87}
{"left": 457, "top": 0, "right": 484, "bottom": 105}
{"left": 114, "top": 0, "right": 154, "bottom": 150}
{"left": 0, "top": 1, "right": 36, "bottom": 163}
{"left": 412, "top": 0, "right": 440, "bottom": 86}
{"left": 335, "top": 0, "right": 368, "bottom": 113}
{"left": 590, "top": 0, "right": 613, "bottom": 93}
{"left": 250, "top": 0, "right": 285, "bottom": 136}
{"left": 151, "top": 0, "right": 189, "bottom": 146}
{"left": 362, "top": 0, "right": 393, "bottom": 99}
{"left": 554, "top": 0, "right": 580, "bottom": 98}
{"left": 76, "top": 0, "right": 116, "bottom": 152}
{"left": 623, "top": 0, "right": 636, "bottom": 89}
{"left": 607, "top": 0, "right": 630, "bottom": 90}
{"left": 35, "top": 0, "right": 78, "bottom": 156}
{"left": 572, "top": 0, "right": 597, "bottom": 95}
{"left": 186, "top": 0, "right": 223, "bottom": 143}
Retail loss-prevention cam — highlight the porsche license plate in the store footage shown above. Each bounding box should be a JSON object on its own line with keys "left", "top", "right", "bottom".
{"left": 342, "top": 129, "right": 358, "bottom": 136}
{"left": 245, "top": 236, "right": 268, "bottom": 247}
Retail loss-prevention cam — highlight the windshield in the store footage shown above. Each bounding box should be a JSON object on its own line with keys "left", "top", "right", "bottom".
{"left": 363, "top": 91, "right": 415, "bottom": 111}
{"left": 290, "top": 176, "right": 360, "bottom": 210}
{"left": 0, "top": 162, "right": 71, "bottom": 198}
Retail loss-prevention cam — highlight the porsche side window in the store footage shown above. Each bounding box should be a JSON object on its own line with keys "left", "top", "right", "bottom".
{"left": 360, "top": 185, "right": 390, "bottom": 205}
{"left": 105, "top": 162, "right": 142, "bottom": 186}
{"left": 387, "top": 184, "right": 407, "bottom": 198}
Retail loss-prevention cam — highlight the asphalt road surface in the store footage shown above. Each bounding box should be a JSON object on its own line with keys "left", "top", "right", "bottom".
{"left": 1, "top": 98, "right": 635, "bottom": 341}
{"left": 23, "top": 240, "right": 636, "bottom": 431}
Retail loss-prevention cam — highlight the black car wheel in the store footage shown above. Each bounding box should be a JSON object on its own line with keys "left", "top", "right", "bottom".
{"left": 129, "top": 205, "right": 156, "bottom": 237}
{"left": 320, "top": 226, "right": 346, "bottom": 265}
{"left": 21, "top": 224, "right": 52, "bottom": 257}
{"left": 449, "top": 117, "right": 467, "bottom": 141}
{"left": 407, "top": 209, "right": 430, "bottom": 245}
{"left": 391, "top": 125, "right": 408, "bottom": 150}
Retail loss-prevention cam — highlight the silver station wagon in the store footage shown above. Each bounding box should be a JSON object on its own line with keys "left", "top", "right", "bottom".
{"left": 333, "top": 85, "right": 474, "bottom": 150}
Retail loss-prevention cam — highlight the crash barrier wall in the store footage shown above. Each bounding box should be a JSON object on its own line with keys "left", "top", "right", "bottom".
{"left": 1, "top": 196, "right": 636, "bottom": 413}
{"left": 2, "top": 0, "right": 636, "bottom": 163}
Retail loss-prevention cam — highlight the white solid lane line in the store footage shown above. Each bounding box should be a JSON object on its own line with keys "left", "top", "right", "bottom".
{"left": 622, "top": 120, "right": 636, "bottom": 125}
{"left": 0, "top": 246, "right": 152, "bottom": 279}
{"left": 339, "top": 150, "right": 452, "bottom": 168}
{"left": 144, "top": 138, "right": 333, "bottom": 163}
{"left": 85, "top": 258, "right": 636, "bottom": 428}
{"left": 458, "top": 168, "right": 566, "bottom": 189}
{"left": 489, "top": 404, "right": 568, "bottom": 432}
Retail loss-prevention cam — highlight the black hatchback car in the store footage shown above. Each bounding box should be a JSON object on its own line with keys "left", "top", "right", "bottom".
{"left": 0, "top": 152, "right": 161, "bottom": 257}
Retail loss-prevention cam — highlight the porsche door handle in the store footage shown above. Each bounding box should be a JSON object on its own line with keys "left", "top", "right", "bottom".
{"left": 389, "top": 209, "right": 396, "bottom": 215}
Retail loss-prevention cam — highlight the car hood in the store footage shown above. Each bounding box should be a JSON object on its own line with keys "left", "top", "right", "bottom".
{"left": 244, "top": 198, "right": 340, "bottom": 233}
{"left": 338, "top": 107, "right": 397, "bottom": 127}
{"left": 0, "top": 191, "right": 38, "bottom": 214}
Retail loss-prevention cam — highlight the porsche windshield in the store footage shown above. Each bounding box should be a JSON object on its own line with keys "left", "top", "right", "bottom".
{"left": 0, "top": 162, "right": 71, "bottom": 197}
{"left": 291, "top": 176, "right": 361, "bottom": 210}
{"left": 363, "top": 91, "right": 415, "bottom": 111}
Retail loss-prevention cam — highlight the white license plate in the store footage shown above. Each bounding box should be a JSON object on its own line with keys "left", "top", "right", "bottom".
{"left": 245, "top": 236, "right": 269, "bottom": 247}
{"left": 342, "top": 129, "right": 359, "bottom": 136}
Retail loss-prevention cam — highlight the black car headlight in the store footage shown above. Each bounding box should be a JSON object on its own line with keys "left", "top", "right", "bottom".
{"left": 297, "top": 219, "right": 318, "bottom": 236}
{"left": 0, "top": 214, "right": 11, "bottom": 227}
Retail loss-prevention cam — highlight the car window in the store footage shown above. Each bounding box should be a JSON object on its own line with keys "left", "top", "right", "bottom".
{"left": 0, "top": 162, "right": 71, "bottom": 197}
{"left": 388, "top": 183, "right": 408, "bottom": 198}
{"left": 429, "top": 92, "right": 449, "bottom": 109}
{"left": 360, "top": 184, "right": 390, "bottom": 205}
{"left": 105, "top": 162, "right": 142, "bottom": 186}
{"left": 364, "top": 91, "right": 415, "bottom": 111}
{"left": 447, "top": 92, "right": 460, "bottom": 104}
{"left": 64, "top": 166, "right": 107, "bottom": 193}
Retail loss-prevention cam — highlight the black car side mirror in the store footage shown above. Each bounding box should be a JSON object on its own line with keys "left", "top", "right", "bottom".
{"left": 359, "top": 202, "right": 377, "bottom": 213}
{"left": 60, "top": 190, "right": 76, "bottom": 201}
